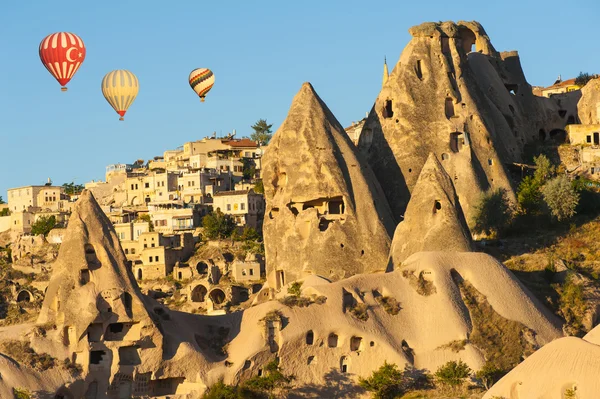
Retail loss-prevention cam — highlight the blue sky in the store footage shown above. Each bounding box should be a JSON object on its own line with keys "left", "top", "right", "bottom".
{"left": 0, "top": 0, "right": 597, "bottom": 198}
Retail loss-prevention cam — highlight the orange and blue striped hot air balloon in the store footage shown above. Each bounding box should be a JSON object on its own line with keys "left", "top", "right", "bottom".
{"left": 189, "top": 68, "right": 215, "bottom": 102}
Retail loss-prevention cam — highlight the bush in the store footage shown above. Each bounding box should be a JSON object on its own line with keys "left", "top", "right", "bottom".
{"left": 12, "top": 388, "right": 31, "bottom": 399}
{"left": 472, "top": 188, "right": 513, "bottom": 237}
{"left": 559, "top": 275, "right": 587, "bottom": 336}
{"left": 203, "top": 211, "right": 236, "bottom": 240}
{"left": 475, "top": 362, "right": 505, "bottom": 390}
{"left": 434, "top": 360, "right": 471, "bottom": 387}
{"left": 533, "top": 154, "right": 555, "bottom": 184}
{"left": 254, "top": 179, "right": 264, "bottom": 194}
{"left": 202, "top": 381, "right": 244, "bottom": 399}
{"left": 376, "top": 296, "right": 401, "bottom": 315}
{"left": 575, "top": 72, "right": 594, "bottom": 87}
{"left": 350, "top": 303, "right": 369, "bottom": 321}
{"left": 31, "top": 215, "right": 56, "bottom": 237}
{"left": 541, "top": 176, "right": 579, "bottom": 222}
{"left": 0, "top": 208, "right": 9, "bottom": 217}
{"left": 359, "top": 362, "right": 408, "bottom": 399}
{"left": 287, "top": 282, "right": 302, "bottom": 297}
{"left": 242, "top": 359, "right": 294, "bottom": 398}
{"left": 1, "top": 340, "right": 56, "bottom": 371}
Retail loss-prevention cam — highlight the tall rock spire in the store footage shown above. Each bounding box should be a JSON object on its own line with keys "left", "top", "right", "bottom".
{"left": 389, "top": 153, "right": 473, "bottom": 266}
{"left": 261, "top": 82, "right": 396, "bottom": 288}
{"left": 382, "top": 56, "right": 389, "bottom": 88}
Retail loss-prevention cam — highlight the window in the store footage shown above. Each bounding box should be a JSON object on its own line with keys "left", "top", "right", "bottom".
{"left": 148, "top": 257, "right": 152, "bottom": 263}
{"left": 227, "top": 204, "right": 231, "bottom": 211}
{"left": 249, "top": 269, "right": 254, "bottom": 276}
{"left": 242, "top": 269, "right": 247, "bottom": 276}
{"left": 131, "top": 248, "right": 136, "bottom": 254}
{"left": 145, "top": 183, "right": 150, "bottom": 188}
{"left": 245, "top": 152, "right": 250, "bottom": 157}
{"left": 155, "top": 256, "right": 159, "bottom": 262}
{"left": 241, "top": 203, "right": 245, "bottom": 210}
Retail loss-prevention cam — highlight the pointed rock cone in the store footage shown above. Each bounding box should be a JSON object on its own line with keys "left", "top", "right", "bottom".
{"left": 261, "top": 82, "right": 396, "bottom": 288}
{"left": 389, "top": 153, "right": 472, "bottom": 266}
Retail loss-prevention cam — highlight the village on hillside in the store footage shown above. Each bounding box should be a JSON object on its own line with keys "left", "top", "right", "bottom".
{"left": 5, "top": 19, "right": 600, "bottom": 399}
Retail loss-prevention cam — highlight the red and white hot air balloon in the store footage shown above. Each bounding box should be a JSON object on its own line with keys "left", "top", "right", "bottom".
{"left": 39, "top": 32, "right": 86, "bottom": 91}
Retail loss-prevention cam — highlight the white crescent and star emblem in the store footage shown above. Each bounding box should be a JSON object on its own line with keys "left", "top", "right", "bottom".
{"left": 66, "top": 47, "right": 80, "bottom": 62}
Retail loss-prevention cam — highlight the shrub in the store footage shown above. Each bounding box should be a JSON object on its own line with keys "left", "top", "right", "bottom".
{"left": 12, "top": 388, "right": 31, "bottom": 399}
{"left": 541, "top": 176, "right": 579, "bottom": 222}
{"left": 376, "top": 296, "right": 401, "bottom": 315}
{"left": 350, "top": 303, "right": 369, "bottom": 321}
{"left": 434, "top": 360, "right": 471, "bottom": 387}
{"left": 359, "top": 362, "right": 408, "bottom": 399}
{"left": 254, "top": 179, "right": 264, "bottom": 194}
{"left": 202, "top": 381, "right": 243, "bottom": 399}
{"left": 475, "top": 362, "right": 505, "bottom": 390}
{"left": 242, "top": 359, "right": 294, "bottom": 398}
{"left": 287, "top": 282, "right": 302, "bottom": 297}
{"left": 575, "top": 72, "right": 594, "bottom": 87}
{"left": 472, "top": 188, "right": 512, "bottom": 237}
{"left": 533, "top": 154, "right": 555, "bottom": 184}
{"left": 31, "top": 215, "right": 56, "bottom": 237}
{"left": 1, "top": 340, "right": 56, "bottom": 371}
{"left": 559, "top": 275, "right": 587, "bottom": 336}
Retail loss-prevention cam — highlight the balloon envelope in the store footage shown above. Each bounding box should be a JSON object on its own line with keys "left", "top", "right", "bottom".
{"left": 189, "top": 68, "right": 215, "bottom": 102}
{"left": 39, "top": 32, "right": 86, "bottom": 91}
{"left": 101, "top": 70, "right": 139, "bottom": 121}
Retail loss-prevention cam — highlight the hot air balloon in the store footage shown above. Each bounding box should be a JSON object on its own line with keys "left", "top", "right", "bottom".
{"left": 39, "top": 32, "right": 86, "bottom": 91}
{"left": 101, "top": 70, "right": 139, "bottom": 121}
{"left": 189, "top": 68, "right": 215, "bottom": 102}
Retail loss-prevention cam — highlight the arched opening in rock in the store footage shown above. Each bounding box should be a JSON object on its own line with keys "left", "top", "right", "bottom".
{"left": 445, "top": 98, "right": 455, "bottom": 119}
{"left": 539, "top": 129, "right": 546, "bottom": 141}
{"left": 196, "top": 262, "right": 208, "bottom": 274}
{"left": 84, "top": 244, "right": 101, "bottom": 270}
{"left": 415, "top": 60, "right": 423, "bottom": 80}
{"left": 505, "top": 84, "right": 518, "bottom": 95}
{"left": 209, "top": 288, "right": 226, "bottom": 305}
{"left": 433, "top": 200, "right": 442, "bottom": 213}
{"left": 382, "top": 99, "right": 394, "bottom": 119}
{"left": 191, "top": 285, "right": 208, "bottom": 302}
{"left": 350, "top": 336, "right": 363, "bottom": 351}
{"left": 80, "top": 269, "right": 90, "bottom": 285}
{"left": 16, "top": 290, "right": 31, "bottom": 303}
{"left": 441, "top": 153, "right": 449, "bottom": 161}
{"left": 550, "top": 129, "right": 567, "bottom": 143}
{"left": 137, "top": 269, "right": 142, "bottom": 280}
{"left": 307, "top": 355, "right": 315, "bottom": 365}
{"left": 306, "top": 330, "right": 314, "bottom": 345}
{"left": 567, "top": 115, "right": 577, "bottom": 124}
{"left": 328, "top": 333, "right": 338, "bottom": 348}
{"left": 559, "top": 110, "right": 567, "bottom": 118}
{"left": 459, "top": 26, "right": 476, "bottom": 53}
{"left": 340, "top": 356, "right": 349, "bottom": 373}
{"left": 450, "top": 132, "right": 465, "bottom": 153}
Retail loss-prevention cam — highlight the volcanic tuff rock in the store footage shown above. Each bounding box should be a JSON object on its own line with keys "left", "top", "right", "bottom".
{"left": 483, "top": 335, "right": 600, "bottom": 398}
{"left": 389, "top": 153, "right": 472, "bottom": 265}
{"left": 577, "top": 77, "right": 600, "bottom": 124}
{"left": 261, "top": 82, "right": 396, "bottom": 289}
{"left": 358, "top": 21, "right": 569, "bottom": 222}
{"left": 32, "top": 191, "right": 210, "bottom": 398}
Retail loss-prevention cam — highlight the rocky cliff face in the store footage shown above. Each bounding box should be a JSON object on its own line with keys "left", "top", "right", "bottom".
{"left": 261, "top": 83, "right": 396, "bottom": 288}
{"left": 358, "top": 21, "right": 567, "bottom": 222}
{"left": 389, "top": 153, "right": 472, "bottom": 265}
{"left": 577, "top": 78, "right": 600, "bottom": 124}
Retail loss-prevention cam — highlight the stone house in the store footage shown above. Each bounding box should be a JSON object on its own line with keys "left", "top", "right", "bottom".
{"left": 212, "top": 189, "right": 265, "bottom": 229}
{"left": 148, "top": 200, "right": 203, "bottom": 234}
{"left": 132, "top": 232, "right": 195, "bottom": 280}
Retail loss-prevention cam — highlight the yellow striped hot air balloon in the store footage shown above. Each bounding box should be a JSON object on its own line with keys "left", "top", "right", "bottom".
{"left": 189, "top": 68, "right": 214, "bottom": 102}
{"left": 101, "top": 70, "right": 139, "bottom": 121}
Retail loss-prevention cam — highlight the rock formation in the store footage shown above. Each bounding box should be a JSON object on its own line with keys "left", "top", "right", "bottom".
{"left": 31, "top": 191, "right": 209, "bottom": 398}
{"left": 484, "top": 333, "right": 600, "bottom": 398}
{"left": 261, "top": 82, "right": 396, "bottom": 288}
{"left": 577, "top": 77, "right": 600, "bottom": 124}
{"left": 389, "top": 153, "right": 472, "bottom": 264}
{"left": 358, "top": 21, "right": 569, "bottom": 221}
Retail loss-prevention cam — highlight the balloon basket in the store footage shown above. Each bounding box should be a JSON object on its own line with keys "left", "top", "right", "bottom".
{"left": 200, "top": 97, "right": 205, "bottom": 103}
{"left": 119, "top": 117, "right": 124, "bottom": 121}
{"left": 61, "top": 87, "right": 68, "bottom": 92}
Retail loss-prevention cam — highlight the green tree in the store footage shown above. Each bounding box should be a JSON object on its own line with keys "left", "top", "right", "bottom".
{"left": 253, "top": 180, "right": 264, "bottom": 194}
{"left": 241, "top": 158, "right": 257, "bottom": 181}
{"left": 533, "top": 154, "right": 555, "bottom": 184}
{"left": 575, "top": 72, "right": 594, "bottom": 87}
{"left": 517, "top": 176, "right": 543, "bottom": 215}
{"left": 541, "top": 176, "right": 579, "bottom": 221}
{"left": 242, "top": 359, "right": 294, "bottom": 398}
{"left": 0, "top": 196, "right": 5, "bottom": 204}
{"left": 31, "top": 216, "right": 56, "bottom": 237}
{"left": 61, "top": 182, "right": 84, "bottom": 195}
{"left": 203, "top": 211, "right": 236, "bottom": 240}
{"left": 250, "top": 119, "right": 273, "bottom": 145}
{"left": 137, "top": 214, "right": 154, "bottom": 232}
{"left": 434, "top": 360, "right": 471, "bottom": 387}
{"left": 0, "top": 208, "right": 9, "bottom": 217}
{"left": 287, "top": 281, "right": 302, "bottom": 297}
{"left": 472, "top": 188, "right": 513, "bottom": 237}
{"left": 359, "top": 362, "right": 409, "bottom": 399}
